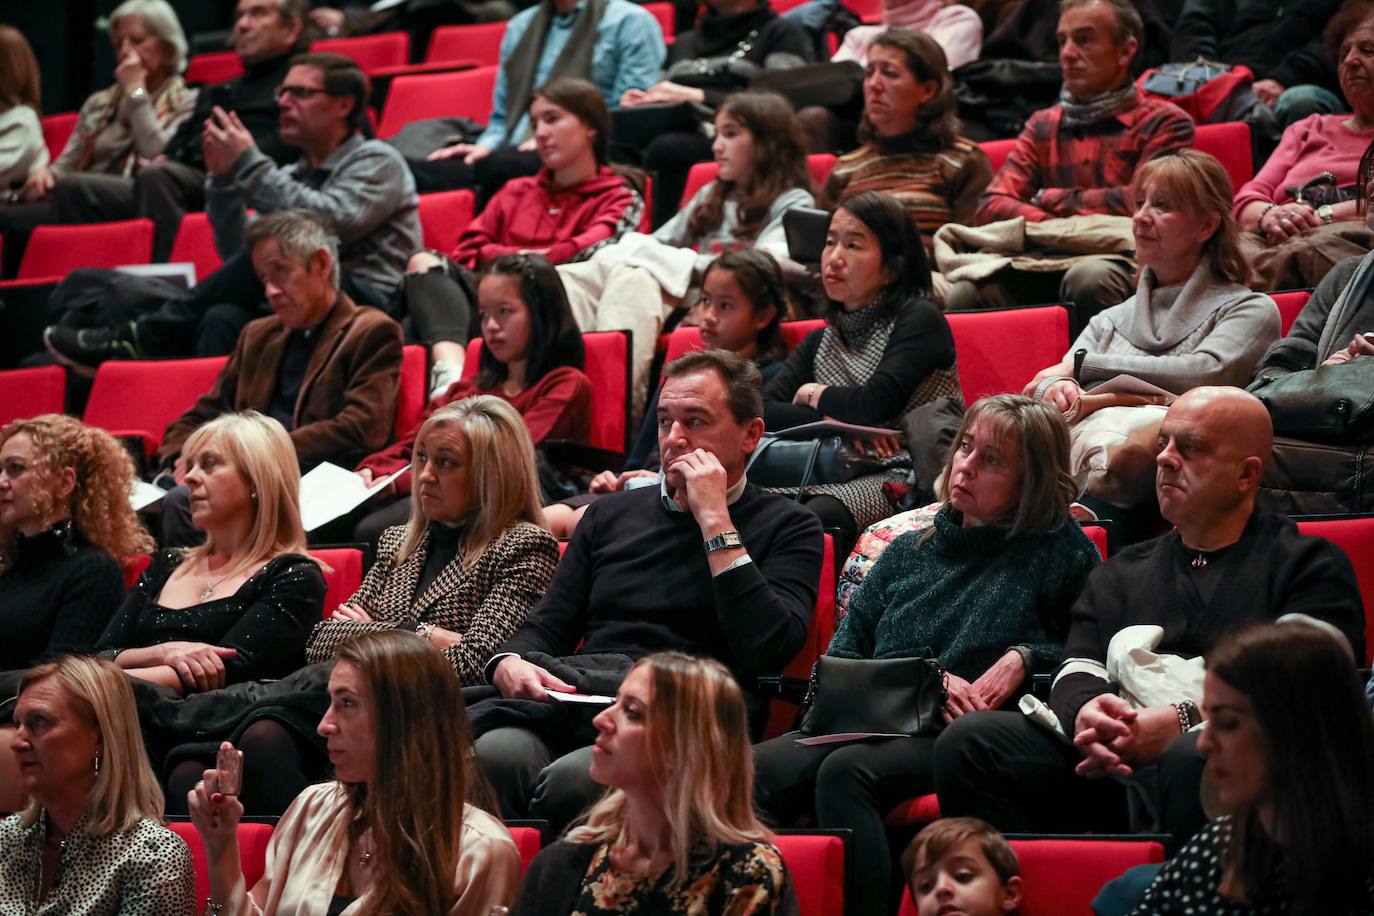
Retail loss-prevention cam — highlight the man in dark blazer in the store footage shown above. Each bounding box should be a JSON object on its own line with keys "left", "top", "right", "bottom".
{"left": 155, "top": 208, "right": 403, "bottom": 545}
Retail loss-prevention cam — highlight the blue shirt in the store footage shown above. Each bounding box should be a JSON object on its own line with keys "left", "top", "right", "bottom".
{"left": 476, "top": 0, "right": 666, "bottom": 149}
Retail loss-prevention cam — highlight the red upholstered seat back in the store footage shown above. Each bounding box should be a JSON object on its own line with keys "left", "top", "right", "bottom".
{"left": 169, "top": 213, "right": 224, "bottom": 280}
{"left": 897, "top": 837, "right": 1165, "bottom": 916}
{"left": 378, "top": 67, "right": 498, "bottom": 137}
{"left": 85, "top": 356, "right": 229, "bottom": 457}
{"left": 123, "top": 554, "right": 153, "bottom": 591}
{"left": 507, "top": 826, "right": 543, "bottom": 878}
{"left": 1194, "top": 121, "right": 1254, "bottom": 189}
{"left": 418, "top": 190, "right": 476, "bottom": 254}
{"left": 20, "top": 219, "right": 154, "bottom": 279}
{"left": 426, "top": 22, "right": 507, "bottom": 65}
{"left": 980, "top": 138, "right": 1018, "bottom": 173}
{"left": 775, "top": 832, "right": 847, "bottom": 916}
{"left": 1270, "top": 289, "right": 1311, "bottom": 336}
{"left": 185, "top": 51, "right": 244, "bottom": 85}
{"left": 168, "top": 820, "right": 274, "bottom": 907}
{"left": 946, "top": 306, "right": 1069, "bottom": 404}
{"left": 1082, "top": 523, "right": 1108, "bottom": 559}
{"left": 308, "top": 548, "right": 365, "bottom": 620}
{"left": 41, "top": 112, "right": 79, "bottom": 161}
{"left": 396, "top": 344, "right": 428, "bottom": 441}
{"left": 1295, "top": 516, "right": 1374, "bottom": 664}
{"left": 311, "top": 32, "right": 410, "bottom": 72}
{"left": 0, "top": 365, "right": 64, "bottom": 427}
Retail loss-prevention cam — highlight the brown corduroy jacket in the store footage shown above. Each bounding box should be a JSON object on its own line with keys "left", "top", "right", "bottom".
{"left": 157, "top": 293, "right": 403, "bottom": 468}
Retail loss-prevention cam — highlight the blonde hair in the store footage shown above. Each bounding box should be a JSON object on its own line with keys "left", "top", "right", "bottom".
{"left": 181, "top": 411, "right": 308, "bottom": 574}
{"left": 334, "top": 631, "right": 492, "bottom": 916}
{"left": 0, "top": 414, "right": 154, "bottom": 574}
{"left": 1133, "top": 149, "right": 1249, "bottom": 285}
{"left": 18, "top": 656, "right": 165, "bottom": 834}
{"left": 931, "top": 394, "right": 1077, "bottom": 539}
{"left": 397, "top": 397, "right": 546, "bottom": 565}
{"left": 566, "top": 652, "right": 772, "bottom": 881}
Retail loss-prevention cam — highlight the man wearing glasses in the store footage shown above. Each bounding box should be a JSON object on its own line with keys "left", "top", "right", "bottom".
{"left": 45, "top": 51, "right": 420, "bottom": 369}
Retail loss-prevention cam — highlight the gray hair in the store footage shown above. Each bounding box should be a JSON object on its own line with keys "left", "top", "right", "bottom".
{"left": 275, "top": 0, "right": 309, "bottom": 25}
{"left": 245, "top": 209, "right": 340, "bottom": 287}
{"left": 1058, "top": 0, "right": 1142, "bottom": 46}
{"left": 109, "top": 0, "right": 189, "bottom": 75}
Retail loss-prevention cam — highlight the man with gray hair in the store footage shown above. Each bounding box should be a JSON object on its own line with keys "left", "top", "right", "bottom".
{"left": 45, "top": 48, "right": 420, "bottom": 371}
{"left": 153, "top": 209, "right": 403, "bottom": 546}
{"left": 944, "top": 0, "right": 1195, "bottom": 321}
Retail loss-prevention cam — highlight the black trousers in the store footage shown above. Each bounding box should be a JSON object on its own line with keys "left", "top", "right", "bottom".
{"left": 932, "top": 709, "right": 1207, "bottom": 844}
{"left": 52, "top": 161, "right": 207, "bottom": 262}
{"left": 405, "top": 146, "right": 541, "bottom": 208}
{"left": 473, "top": 725, "right": 602, "bottom": 833}
{"left": 641, "top": 131, "right": 713, "bottom": 229}
{"left": 754, "top": 731, "right": 941, "bottom": 915}
{"left": 133, "top": 248, "right": 389, "bottom": 357}
{"left": 0, "top": 198, "right": 57, "bottom": 278}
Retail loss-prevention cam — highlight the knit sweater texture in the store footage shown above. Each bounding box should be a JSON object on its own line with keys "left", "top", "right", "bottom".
{"left": 830, "top": 505, "right": 1100, "bottom": 679}
{"left": 1074, "top": 260, "right": 1281, "bottom": 393}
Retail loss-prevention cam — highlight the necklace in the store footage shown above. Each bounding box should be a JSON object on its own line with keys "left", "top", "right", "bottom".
{"left": 200, "top": 572, "right": 231, "bottom": 602}
{"left": 1190, "top": 552, "right": 1208, "bottom": 569}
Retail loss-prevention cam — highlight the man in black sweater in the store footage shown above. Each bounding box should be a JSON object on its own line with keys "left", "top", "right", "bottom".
{"left": 933, "top": 386, "right": 1364, "bottom": 843}
{"left": 475, "top": 350, "right": 824, "bottom": 828}
{"left": 53, "top": 0, "right": 308, "bottom": 262}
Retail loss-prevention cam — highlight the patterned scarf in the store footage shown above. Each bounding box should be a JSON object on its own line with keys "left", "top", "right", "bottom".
{"left": 500, "top": 0, "right": 608, "bottom": 146}
{"left": 1057, "top": 83, "right": 1137, "bottom": 130}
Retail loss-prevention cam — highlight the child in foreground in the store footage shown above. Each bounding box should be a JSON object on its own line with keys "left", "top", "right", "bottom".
{"left": 904, "top": 817, "right": 1023, "bottom": 916}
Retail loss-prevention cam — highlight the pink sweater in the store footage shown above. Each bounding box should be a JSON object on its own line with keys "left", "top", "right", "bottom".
{"left": 832, "top": 0, "right": 981, "bottom": 69}
{"left": 1233, "top": 114, "right": 1374, "bottom": 217}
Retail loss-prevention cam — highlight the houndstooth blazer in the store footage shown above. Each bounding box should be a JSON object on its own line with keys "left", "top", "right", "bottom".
{"left": 305, "top": 520, "right": 559, "bottom": 685}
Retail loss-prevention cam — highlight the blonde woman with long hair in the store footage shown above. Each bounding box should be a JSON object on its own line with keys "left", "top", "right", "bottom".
{"left": 0, "top": 655, "right": 195, "bottom": 914}
{"left": 189, "top": 630, "right": 520, "bottom": 915}
{"left": 165, "top": 397, "right": 557, "bottom": 817}
{"left": 512, "top": 652, "right": 797, "bottom": 915}
{"left": 92, "top": 411, "right": 325, "bottom": 694}
{"left": 0, "top": 414, "right": 153, "bottom": 670}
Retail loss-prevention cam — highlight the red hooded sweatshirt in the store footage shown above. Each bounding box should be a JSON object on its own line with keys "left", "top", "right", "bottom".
{"left": 450, "top": 165, "right": 642, "bottom": 269}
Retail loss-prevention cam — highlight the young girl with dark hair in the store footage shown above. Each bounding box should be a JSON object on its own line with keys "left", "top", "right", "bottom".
{"left": 544, "top": 247, "right": 788, "bottom": 537}
{"left": 397, "top": 77, "right": 644, "bottom": 394}
{"left": 355, "top": 253, "right": 591, "bottom": 543}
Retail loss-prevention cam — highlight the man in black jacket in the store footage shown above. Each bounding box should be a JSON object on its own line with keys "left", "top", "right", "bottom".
{"left": 54, "top": 0, "right": 309, "bottom": 261}
{"left": 473, "top": 350, "right": 824, "bottom": 830}
{"left": 932, "top": 386, "right": 1365, "bottom": 843}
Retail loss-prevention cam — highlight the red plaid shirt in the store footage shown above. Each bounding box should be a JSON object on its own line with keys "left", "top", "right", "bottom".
{"left": 976, "top": 89, "right": 1195, "bottom": 225}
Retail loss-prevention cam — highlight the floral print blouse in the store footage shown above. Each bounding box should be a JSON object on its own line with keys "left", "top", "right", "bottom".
{"left": 571, "top": 841, "right": 788, "bottom": 915}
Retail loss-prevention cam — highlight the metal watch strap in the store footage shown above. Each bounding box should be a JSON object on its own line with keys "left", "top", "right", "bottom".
{"left": 704, "top": 530, "right": 743, "bottom": 552}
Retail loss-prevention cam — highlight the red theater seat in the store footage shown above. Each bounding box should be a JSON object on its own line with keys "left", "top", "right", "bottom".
{"left": 1194, "top": 121, "right": 1254, "bottom": 189}
{"left": 506, "top": 825, "right": 544, "bottom": 878}
{"left": 781, "top": 319, "right": 825, "bottom": 353}
{"left": 1270, "top": 289, "right": 1311, "bottom": 336}
{"left": 19, "top": 219, "right": 154, "bottom": 280}
{"left": 426, "top": 21, "right": 507, "bottom": 66}
{"left": 378, "top": 67, "right": 498, "bottom": 137}
{"left": 396, "top": 344, "right": 428, "bottom": 441}
{"left": 84, "top": 356, "right": 228, "bottom": 460}
{"left": 418, "top": 190, "right": 476, "bottom": 254}
{"left": 897, "top": 836, "right": 1165, "bottom": 916}
{"left": 168, "top": 820, "right": 274, "bottom": 909}
{"left": 762, "top": 533, "right": 837, "bottom": 740}
{"left": 311, "top": 32, "right": 410, "bottom": 72}
{"left": 980, "top": 138, "right": 1018, "bottom": 173}
{"left": 0, "top": 365, "right": 64, "bottom": 427}
{"left": 946, "top": 306, "right": 1070, "bottom": 404}
{"left": 123, "top": 554, "right": 152, "bottom": 591}
{"left": 169, "top": 213, "right": 224, "bottom": 280}
{"left": 41, "top": 112, "right": 79, "bottom": 162}
{"left": 185, "top": 51, "right": 244, "bottom": 86}
{"left": 1295, "top": 515, "right": 1374, "bottom": 664}
{"left": 775, "top": 832, "right": 848, "bottom": 916}
{"left": 309, "top": 547, "right": 365, "bottom": 618}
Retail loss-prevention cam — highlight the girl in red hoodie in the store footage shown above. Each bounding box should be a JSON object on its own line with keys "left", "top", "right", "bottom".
{"left": 400, "top": 77, "right": 644, "bottom": 395}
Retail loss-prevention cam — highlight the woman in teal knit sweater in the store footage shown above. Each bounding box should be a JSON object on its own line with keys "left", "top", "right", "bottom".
{"left": 753, "top": 394, "right": 1100, "bottom": 916}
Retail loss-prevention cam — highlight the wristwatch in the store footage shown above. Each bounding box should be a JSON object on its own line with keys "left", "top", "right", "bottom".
{"left": 1317, "top": 204, "right": 1335, "bottom": 224}
{"left": 129, "top": 86, "right": 147, "bottom": 101}
{"left": 704, "top": 530, "right": 744, "bottom": 552}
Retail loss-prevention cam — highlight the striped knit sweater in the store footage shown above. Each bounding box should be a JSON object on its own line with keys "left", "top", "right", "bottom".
{"left": 825, "top": 133, "right": 993, "bottom": 251}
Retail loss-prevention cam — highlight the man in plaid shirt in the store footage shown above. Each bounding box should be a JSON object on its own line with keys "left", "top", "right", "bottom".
{"left": 945, "top": 0, "right": 1194, "bottom": 318}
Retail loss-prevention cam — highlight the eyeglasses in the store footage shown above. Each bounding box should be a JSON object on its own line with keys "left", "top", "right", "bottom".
{"left": 275, "top": 85, "right": 330, "bottom": 101}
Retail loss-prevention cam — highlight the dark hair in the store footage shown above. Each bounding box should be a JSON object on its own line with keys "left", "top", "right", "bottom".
{"left": 663, "top": 349, "right": 765, "bottom": 424}
{"left": 687, "top": 91, "right": 810, "bottom": 244}
{"left": 0, "top": 26, "right": 41, "bottom": 114}
{"left": 288, "top": 51, "right": 369, "bottom": 133}
{"left": 700, "top": 248, "right": 788, "bottom": 366}
{"left": 1058, "top": 0, "right": 1142, "bottom": 45}
{"left": 474, "top": 252, "right": 585, "bottom": 389}
{"left": 1207, "top": 621, "right": 1374, "bottom": 913}
{"left": 828, "top": 190, "right": 932, "bottom": 316}
{"left": 530, "top": 76, "right": 611, "bottom": 166}
{"left": 860, "top": 29, "right": 959, "bottom": 152}
{"left": 902, "top": 818, "right": 1021, "bottom": 896}
{"left": 1327, "top": 0, "right": 1374, "bottom": 57}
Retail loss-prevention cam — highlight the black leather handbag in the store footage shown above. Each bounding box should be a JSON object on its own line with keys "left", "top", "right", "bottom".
{"left": 1251, "top": 359, "right": 1374, "bottom": 444}
{"left": 745, "top": 434, "right": 876, "bottom": 491}
{"left": 799, "top": 655, "right": 948, "bottom": 738}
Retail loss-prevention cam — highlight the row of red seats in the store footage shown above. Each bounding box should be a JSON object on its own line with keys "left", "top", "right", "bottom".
{"left": 163, "top": 816, "right": 1164, "bottom": 916}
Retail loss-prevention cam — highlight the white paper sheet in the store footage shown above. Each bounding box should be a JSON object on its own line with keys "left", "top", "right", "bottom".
{"left": 130, "top": 480, "right": 168, "bottom": 512}
{"left": 299, "top": 462, "right": 408, "bottom": 532}
{"left": 793, "top": 732, "right": 908, "bottom": 746}
{"left": 544, "top": 688, "right": 615, "bottom": 705}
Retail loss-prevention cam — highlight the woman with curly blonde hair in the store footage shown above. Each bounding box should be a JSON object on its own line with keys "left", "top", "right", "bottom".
{"left": 0, "top": 414, "right": 153, "bottom": 670}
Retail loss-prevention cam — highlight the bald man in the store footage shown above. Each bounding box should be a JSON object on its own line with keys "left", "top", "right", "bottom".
{"left": 933, "top": 386, "right": 1364, "bottom": 844}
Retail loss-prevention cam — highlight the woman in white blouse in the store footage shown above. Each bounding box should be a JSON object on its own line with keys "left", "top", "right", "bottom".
{"left": 188, "top": 630, "right": 519, "bottom": 915}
